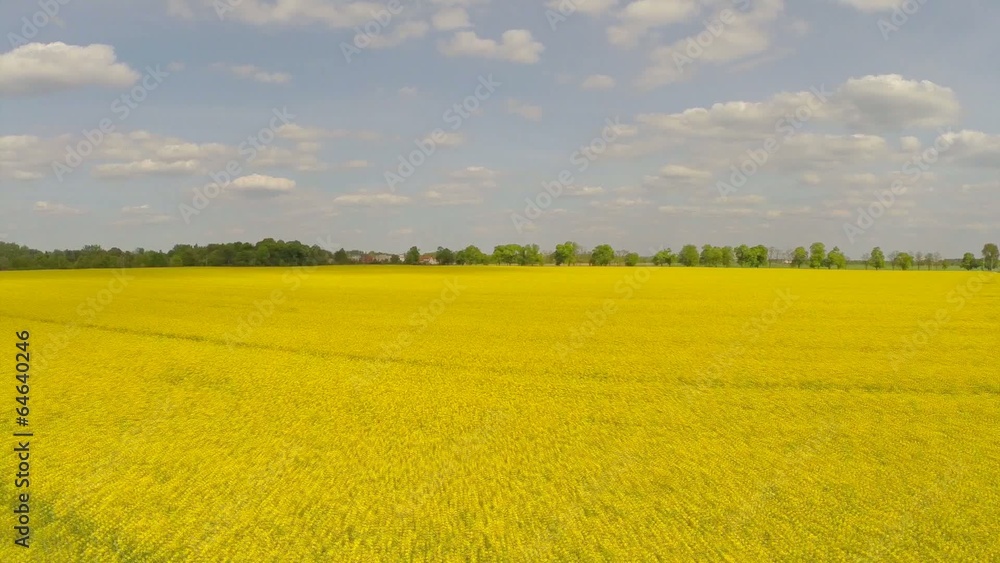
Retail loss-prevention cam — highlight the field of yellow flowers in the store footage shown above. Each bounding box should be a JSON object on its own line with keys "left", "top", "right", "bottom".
{"left": 1, "top": 266, "right": 998, "bottom": 561}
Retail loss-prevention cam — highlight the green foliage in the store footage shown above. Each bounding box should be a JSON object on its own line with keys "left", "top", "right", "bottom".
{"left": 679, "top": 245, "right": 700, "bottom": 267}
{"left": 869, "top": 247, "right": 886, "bottom": 270}
{"left": 791, "top": 247, "right": 808, "bottom": 268}
{"left": 809, "top": 242, "right": 826, "bottom": 269}
{"left": 652, "top": 249, "right": 675, "bottom": 266}
{"left": 894, "top": 252, "right": 914, "bottom": 271}
{"left": 456, "top": 245, "right": 487, "bottom": 265}
{"left": 826, "top": 247, "right": 847, "bottom": 269}
{"left": 590, "top": 244, "right": 615, "bottom": 266}
{"left": 983, "top": 243, "right": 999, "bottom": 270}
{"left": 624, "top": 252, "right": 640, "bottom": 267}
{"left": 554, "top": 241, "right": 579, "bottom": 266}
{"left": 404, "top": 246, "right": 421, "bottom": 265}
{"left": 435, "top": 247, "right": 456, "bottom": 265}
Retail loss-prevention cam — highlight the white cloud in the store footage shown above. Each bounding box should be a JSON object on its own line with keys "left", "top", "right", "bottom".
{"left": 93, "top": 159, "right": 202, "bottom": 178}
{"left": 217, "top": 63, "right": 291, "bottom": 84}
{"left": 333, "top": 192, "right": 411, "bottom": 206}
{"left": 0, "top": 43, "right": 139, "bottom": 96}
{"left": 275, "top": 123, "right": 380, "bottom": 142}
{"left": 33, "top": 201, "right": 85, "bottom": 216}
{"left": 590, "top": 197, "right": 653, "bottom": 209}
{"left": 439, "top": 30, "right": 545, "bottom": 64}
{"left": 608, "top": 0, "right": 702, "bottom": 48}
{"left": 398, "top": 86, "right": 418, "bottom": 97}
{"left": 424, "top": 183, "right": 484, "bottom": 206}
{"left": 228, "top": 174, "right": 296, "bottom": 196}
{"left": 565, "top": 186, "right": 606, "bottom": 197}
{"left": 937, "top": 130, "right": 1000, "bottom": 167}
{"left": 636, "top": 75, "right": 960, "bottom": 138}
{"left": 634, "top": 0, "right": 784, "bottom": 89}
{"left": 836, "top": 0, "right": 903, "bottom": 13}
{"left": 423, "top": 131, "right": 465, "bottom": 147}
{"left": 432, "top": 7, "right": 472, "bottom": 30}
{"left": 361, "top": 21, "right": 430, "bottom": 49}
{"left": 507, "top": 99, "right": 543, "bottom": 121}
{"left": 115, "top": 205, "right": 174, "bottom": 226}
{"left": 546, "top": 0, "right": 619, "bottom": 17}
{"left": 581, "top": 74, "right": 616, "bottom": 90}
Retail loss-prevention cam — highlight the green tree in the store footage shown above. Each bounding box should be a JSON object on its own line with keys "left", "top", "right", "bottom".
{"left": 520, "top": 244, "right": 544, "bottom": 266}
{"left": 809, "top": 242, "right": 826, "bottom": 269}
{"left": 333, "top": 248, "right": 351, "bottom": 265}
{"left": 735, "top": 244, "right": 751, "bottom": 267}
{"left": 404, "top": 246, "right": 421, "bottom": 265}
{"left": 983, "top": 243, "right": 999, "bottom": 271}
{"left": 791, "top": 247, "right": 808, "bottom": 268}
{"left": 492, "top": 244, "right": 521, "bottom": 265}
{"left": 435, "top": 247, "right": 456, "bottom": 265}
{"left": 720, "top": 246, "right": 735, "bottom": 267}
{"left": 750, "top": 245, "right": 768, "bottom": 268}
{"left": 590, "top": 244, "right": 615, "bottom": 266}
{"left": 624, "top": 252, "right": 640, "bottom": 267}
{"left": 652, "top": 249, "right": 675, "bottom": 266}
{"left": 456, "top": 245, "right": 486, "bottom": 265}
{"left": 553, "top": 241, "right": 578, "bottom": 266}
{"left": 679, "top": 244, "right": 700, "bottom": 267}
{"left": 827, "top": 247, "right": 847, "bottom": 269}
{"left": 869, "top": 247, "right": 885, "bottom": 270}
{"left": 894, "top": 252, "right": 914, "bottom": 271}
{"left": 961, "top": 252, "right": 977, "bottom": 271}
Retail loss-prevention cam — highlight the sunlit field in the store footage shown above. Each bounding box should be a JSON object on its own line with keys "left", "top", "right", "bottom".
{"left": 1, "top": 266, "right": 998, "bottom": 561}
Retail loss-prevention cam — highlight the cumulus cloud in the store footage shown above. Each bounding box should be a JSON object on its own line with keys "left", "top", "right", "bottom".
{"left": 636, "top": 75, "right": 961, "bottom": 137}
{"left": 228, "top": 174, "right": 297, "bottom": 196}
{"left": 432, "top": 7, "right": 472, "bottom": 30}
{"left": 438, "top": 30, "right": 544, "bottom": 64}
{"left": 0, "top": 43, "right": 139, "bottom": 96}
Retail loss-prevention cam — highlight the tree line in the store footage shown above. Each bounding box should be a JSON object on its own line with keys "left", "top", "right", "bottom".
{"left": 0, "top": 239, "right": 997, "bottom": 272}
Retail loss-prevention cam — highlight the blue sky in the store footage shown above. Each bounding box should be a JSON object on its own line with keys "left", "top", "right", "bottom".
{"left": 1, "top": 0, "right": 997, "bottom": 256}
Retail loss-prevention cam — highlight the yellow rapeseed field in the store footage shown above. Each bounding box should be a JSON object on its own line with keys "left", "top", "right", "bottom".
{"left": 1, "top": 266, "right": 998, "bottom": 561}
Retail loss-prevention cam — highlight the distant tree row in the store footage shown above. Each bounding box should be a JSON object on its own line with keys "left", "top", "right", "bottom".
{"left": 0, "top": 240, "right": 997, "bottom": 272}
{"left": 0, "top": 239, "right": 333, "bottom": 270}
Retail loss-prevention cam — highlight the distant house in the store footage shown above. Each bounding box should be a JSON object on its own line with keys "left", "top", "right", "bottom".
{"left": 419, "top": 254, "right": 439, "bottom": 265}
